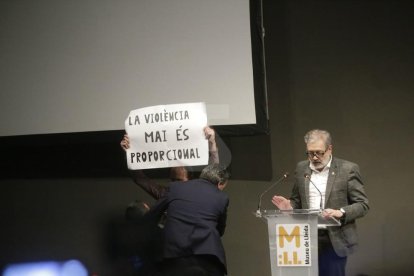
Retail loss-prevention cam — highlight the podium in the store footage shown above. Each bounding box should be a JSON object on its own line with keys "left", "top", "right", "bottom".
{"left": 255, "top": 209, "right": 340, "bottom": 276}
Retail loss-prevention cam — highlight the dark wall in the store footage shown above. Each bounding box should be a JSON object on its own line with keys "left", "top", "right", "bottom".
{"left": 1, "top": 1, "right": 414, "bottom": 275}
{"left": 261, "top": 1, "right": 414, "bottom": 275}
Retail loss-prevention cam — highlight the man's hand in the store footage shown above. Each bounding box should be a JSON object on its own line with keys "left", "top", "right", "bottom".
{"left": 272, "top": 195, "right": 293, "bottom": 210}
{"left": 120, "top": 134, "right": 130, "bottom": 152}
{"left": 204, "top": 126, "right": 216, "bottom": 144}
{"left": 322, "top": 208, "right": 343, "bottom": 219}
{"left": 204, "top": 126, "right": 217, "bottom": 153}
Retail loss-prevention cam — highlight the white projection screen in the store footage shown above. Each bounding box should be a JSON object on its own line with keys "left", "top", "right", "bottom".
{"left": 0, "top": 0, "right": 266, "bottom": 137}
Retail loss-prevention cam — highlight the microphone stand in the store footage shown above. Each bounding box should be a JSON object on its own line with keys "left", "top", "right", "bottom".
{"left": 304, "top": 174, "right": 323, "bottom": 211}
{"left": 256, "top": 172, "right": 289, "bottom": 217}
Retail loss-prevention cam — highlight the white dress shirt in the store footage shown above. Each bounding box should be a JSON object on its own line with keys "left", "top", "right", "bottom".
{"left": 308, "top": 155, "right": 332, "bottom": 210}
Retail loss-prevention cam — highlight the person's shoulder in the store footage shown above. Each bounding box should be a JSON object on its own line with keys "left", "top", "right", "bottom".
{"left": 296, "top": 159, "right": 309, "bottom": 168}
{"left": 168, "top": 180, "right": 187, "bottom": 190}
{"left": 221, "top": 191, "right": 229, "bottom": 201}
{"left": 215, "top": 188, "right": 229, "bottom": 206}
{"left": 332, "top": 157, "right": 359, "bottom": 169}
{"left": 169, "top": 178, "right": 205, "bottom": 191}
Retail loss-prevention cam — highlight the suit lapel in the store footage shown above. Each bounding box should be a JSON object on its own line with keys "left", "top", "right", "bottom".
{"left": 325, "top": 158, "right": 338, "bottom": 207}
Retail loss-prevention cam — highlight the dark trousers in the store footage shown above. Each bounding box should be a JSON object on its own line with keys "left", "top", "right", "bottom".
{"left": 157, "top": 255, "right": 225, "bottom": 276}
{"left": 318, "top": 230, "right": 347, "bottom": 276}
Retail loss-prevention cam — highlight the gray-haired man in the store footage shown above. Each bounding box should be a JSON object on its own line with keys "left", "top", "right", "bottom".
{"left": 272, "top": 129, "right": 369, "bottom": 276}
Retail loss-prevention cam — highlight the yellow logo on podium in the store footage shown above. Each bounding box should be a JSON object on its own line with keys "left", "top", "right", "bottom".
{"left": 276, "top": 224, "right": 311, "bottom": 266}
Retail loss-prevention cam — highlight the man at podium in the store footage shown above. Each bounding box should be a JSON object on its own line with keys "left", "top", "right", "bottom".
{"left": 272, "top": 129, "right": 369, "bottom": 276}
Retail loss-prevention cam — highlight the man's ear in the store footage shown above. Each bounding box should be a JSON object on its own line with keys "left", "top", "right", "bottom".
{"left": 217, "top": 182, "right": 226, "bottom": 191}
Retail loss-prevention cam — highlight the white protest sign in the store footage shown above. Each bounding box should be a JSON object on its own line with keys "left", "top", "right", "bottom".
{"left": 124, "top": 102, "right": 209, "bottom": 170}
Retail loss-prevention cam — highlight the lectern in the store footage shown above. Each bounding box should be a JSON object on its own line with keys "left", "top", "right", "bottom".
{"left": 256, "top": 209, "right": 340, "bottom": 276}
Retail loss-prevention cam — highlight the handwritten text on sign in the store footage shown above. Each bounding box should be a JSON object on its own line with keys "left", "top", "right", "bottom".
{"left": 124, "top": 102, "right": 208, "bottom": 170}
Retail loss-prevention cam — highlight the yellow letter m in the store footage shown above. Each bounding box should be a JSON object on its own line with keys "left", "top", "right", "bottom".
{"left": 278, "top": 226, "right": 300, "bottom": 248}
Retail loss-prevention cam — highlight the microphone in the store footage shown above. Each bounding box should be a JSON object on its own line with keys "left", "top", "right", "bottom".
{"left": 304, "top": 173, "right": 323, "bottom": 210}
{"left": 256, "top": 172, "right": 289, "bottom": 216}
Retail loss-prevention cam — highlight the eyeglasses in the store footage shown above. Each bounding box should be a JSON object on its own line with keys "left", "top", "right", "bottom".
{"left": 305, "top": 150, "right": 326, "bottom": 158}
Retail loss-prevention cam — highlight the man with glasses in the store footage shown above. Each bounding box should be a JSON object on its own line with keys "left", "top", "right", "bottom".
{"left": 272, "top": 129, "right": 369, "bottom": 276}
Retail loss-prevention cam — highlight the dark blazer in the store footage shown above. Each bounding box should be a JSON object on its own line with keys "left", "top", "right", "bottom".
{"left": 149, "top": 178, "right": 229, "bottom": 272}
{"left": 289, "top": 157, "right": 369, "bottom": 257}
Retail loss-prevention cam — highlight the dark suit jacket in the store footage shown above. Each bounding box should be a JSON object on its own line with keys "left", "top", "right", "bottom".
{"left": 149, "top": 178, "right": 229, "bottom": 272}
{"left": 289, "top": 157, "right": 369, "bottom": 257}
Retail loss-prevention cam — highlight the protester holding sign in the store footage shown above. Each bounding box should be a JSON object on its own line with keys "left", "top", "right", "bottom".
{"left": 119, "top": 103, "right": 229, "bottom": 275}
{"left": 120, "top": 126, "right": 219, "bottom": 200}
